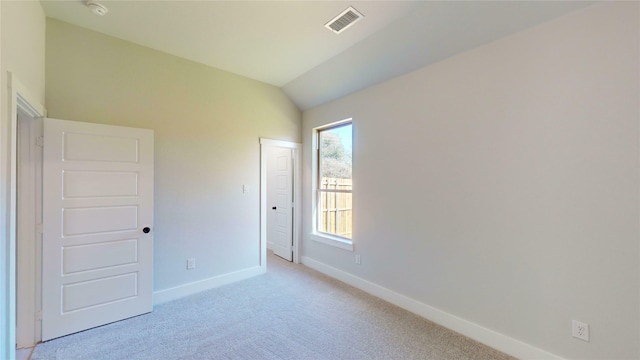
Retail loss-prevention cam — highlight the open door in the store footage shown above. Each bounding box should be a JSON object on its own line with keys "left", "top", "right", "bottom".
{"left": 41, "top": 118, "right": 154, "bottom": 341}
{"left": 267, "top": 147, "right": 293, "bottom": 261}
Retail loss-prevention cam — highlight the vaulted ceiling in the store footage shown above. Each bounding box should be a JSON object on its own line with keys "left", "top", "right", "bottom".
{"left": 41, "top": 1, "right": 595, "bottom": 110}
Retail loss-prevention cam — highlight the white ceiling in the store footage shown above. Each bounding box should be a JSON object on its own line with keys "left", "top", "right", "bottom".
{"left": 41, "top": 1, "right": 595, "bottom": 110}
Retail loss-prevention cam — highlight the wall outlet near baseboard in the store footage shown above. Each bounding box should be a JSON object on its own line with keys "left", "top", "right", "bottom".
{"left": 355, "top": 254, "right": 361, "bottom": 265}
{"left": 572, "top": 320, "right": 589, "bottom": 342}
{"left": 187, "top": 258, "right": 196, "bottom": 270}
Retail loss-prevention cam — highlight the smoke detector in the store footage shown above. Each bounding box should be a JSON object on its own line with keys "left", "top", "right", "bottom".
{"left": 86, "top": 1, "right": 108, "bottom": 16}
{"left": 325, "top": 6, "right": 363, "bottom": 34}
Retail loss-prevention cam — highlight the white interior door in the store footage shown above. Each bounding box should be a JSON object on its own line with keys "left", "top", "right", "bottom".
{"left": 41, "top": 118, "right": 154, "bottom": 341}
{"left": 267, "top": 147, "right": 293, "bottom": 261}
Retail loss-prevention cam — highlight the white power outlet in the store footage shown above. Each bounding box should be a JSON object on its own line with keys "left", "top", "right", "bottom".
{"left": 355, "top": 254, "right": 361, "bottom": 265}
{"left": 572, "top": 320, "right": 589, "bottom": 342}
{"left": 187, "top": 258, "right": 196, "bottom": 270}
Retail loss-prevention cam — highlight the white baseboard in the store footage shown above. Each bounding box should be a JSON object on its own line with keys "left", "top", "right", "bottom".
{"left": 267, "top": 241, "right": 274, "bottom": 251}
{"left": 301, "top": 256, "right": 564, "bottom": 360}
{"left": 153, "top": 265, "right": 265, "bottom": 305}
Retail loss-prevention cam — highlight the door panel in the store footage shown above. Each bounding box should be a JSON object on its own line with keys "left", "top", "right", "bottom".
{"left": 63, "top": 171, "right": 139, "bottom": 198}
{"left": 62, "top": 239, "right": 138, "bottom": 274}
{"left": 267, "top": 147, "right": 293, "bottom": 261}
{"left": 62, "top": 273, "right": 138, "bottom": 312}
{"left": 42, "top": 118, "right": 153, "bottom": 341}
{"left": 63, "top": 133, "right": 140, "bottom": 162}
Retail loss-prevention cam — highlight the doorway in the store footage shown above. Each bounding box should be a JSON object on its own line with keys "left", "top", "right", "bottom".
{"left": 259, "top": 138, "right": 301, "bottom": 265}
{"left": 4, "top": 73, "right": 46, "bottom": 359}
{"left": 12, "top": 87, "right": 154, "bottom": 348}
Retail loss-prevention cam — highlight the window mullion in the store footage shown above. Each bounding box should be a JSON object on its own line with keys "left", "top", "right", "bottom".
{"left": 317, "top": 189, "right": 352, "bottom": 194}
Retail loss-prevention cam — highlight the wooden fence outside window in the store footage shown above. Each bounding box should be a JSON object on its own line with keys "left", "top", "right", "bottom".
{"left": 319, "top": 177, "right": 352, "bottom": 239}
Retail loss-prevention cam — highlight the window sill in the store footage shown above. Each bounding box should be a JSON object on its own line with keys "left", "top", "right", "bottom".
{"left": 310, "top": 233, "right": 353, "bottom": 251}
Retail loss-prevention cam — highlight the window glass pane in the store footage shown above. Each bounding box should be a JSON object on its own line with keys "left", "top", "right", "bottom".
{"left": 318, "top": 191, "right": 352, "bottom": 239}
{"left": 317, "top": 123, "right": 352, "bottom": 240}
{"left": 319, "top": 125, "right": 352, "bottom": 190}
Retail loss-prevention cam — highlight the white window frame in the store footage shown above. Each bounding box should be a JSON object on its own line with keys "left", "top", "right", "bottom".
{"left": 311, "top": 118, "right": 353, "bottom": 251}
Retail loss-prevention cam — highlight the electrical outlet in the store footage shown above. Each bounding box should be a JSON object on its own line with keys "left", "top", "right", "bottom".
{"left": 187, "top": 258, "right": 196, "bottom": 270}
{"left": 355, "top": 254, "right": 361, "bottom": 265}
{"left": 572, "top": 320, "right": 589, "bottom": 342}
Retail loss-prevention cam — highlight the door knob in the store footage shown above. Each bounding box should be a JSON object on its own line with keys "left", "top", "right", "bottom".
{"left": 272, "top": 207, "right": 277, "bottom": 210}
{"left": 143, "top": 227, "right": 151, "bottom": 234}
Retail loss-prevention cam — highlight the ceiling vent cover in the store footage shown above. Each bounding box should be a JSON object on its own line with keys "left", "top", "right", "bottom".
{"left": 325, "top": 7, "right": 364, "bottom": 34}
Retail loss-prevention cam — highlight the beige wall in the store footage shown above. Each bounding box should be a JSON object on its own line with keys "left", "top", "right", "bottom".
{"left": 302, "top": 3, "right": 639, "bottom": 359}
{"left": 46, "top": 19, "right": 301, "bottom": 291}
{"left": 0, "top": 1, "right": 45, "bottom": 357}
{"left": 1, "top": 1, "right": 45, "bottom": 106}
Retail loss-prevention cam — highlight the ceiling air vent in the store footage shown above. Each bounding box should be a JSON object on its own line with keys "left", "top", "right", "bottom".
{"left": 325, "top": 6, "right": 364, "bottom": 34}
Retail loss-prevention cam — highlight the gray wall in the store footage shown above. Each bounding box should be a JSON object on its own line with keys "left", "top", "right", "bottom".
{"left": 46, "top": 19, "right": 301, "bottom": 292}
{"left": 302, "top": 3, "right": 639, "bottom": 359}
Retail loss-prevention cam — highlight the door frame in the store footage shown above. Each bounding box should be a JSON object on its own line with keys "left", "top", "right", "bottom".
{"left": 2, "top": 72, "right": 45, "bottom": 359}
{"left": 16, "top": 111, "right": 42, "bottom": 348}
{"left": 259, "top": 138, "right": 301, "bottom": 265}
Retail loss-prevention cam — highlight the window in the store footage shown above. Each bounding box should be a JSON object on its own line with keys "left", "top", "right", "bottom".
{"left": 315, "top": 121, "right": 352, "bottom": 243}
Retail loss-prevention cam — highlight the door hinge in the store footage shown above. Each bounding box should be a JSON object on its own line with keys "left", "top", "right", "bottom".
{"left": 35, "top": 136, "right": 44, "bottom": 147}
{"left": 35, "top": 310, "right": 42, "bottom": 320}
{"left": 35, "top": 223, "right": 43, "bottom": 234}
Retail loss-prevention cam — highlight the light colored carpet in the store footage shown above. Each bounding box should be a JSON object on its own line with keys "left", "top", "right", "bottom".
{"left": 31, "top": 253, "right": 515, "bottom": 360}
